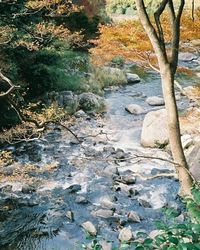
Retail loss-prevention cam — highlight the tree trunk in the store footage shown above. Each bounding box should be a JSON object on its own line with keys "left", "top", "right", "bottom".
{"left": 160, "top": 64, "right": 193, "bottom": 196}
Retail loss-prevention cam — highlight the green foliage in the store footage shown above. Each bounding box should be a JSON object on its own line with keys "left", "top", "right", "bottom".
{"left": 111, "top": 56, "right": 125, "bottom": 67}
{"left": 89, "top": 66, "right": 127, "bottom": 90}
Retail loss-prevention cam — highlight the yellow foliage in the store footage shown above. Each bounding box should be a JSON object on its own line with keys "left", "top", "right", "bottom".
{"left": 90, "top": 10, "right": 200, "bottom": 65}
{"left": 27, "top": 0, "right": 80, "bottom": 15}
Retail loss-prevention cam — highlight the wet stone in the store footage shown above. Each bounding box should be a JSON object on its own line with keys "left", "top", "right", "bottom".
{"left": 21, "top": 185, "right": 36, "bottom": 194}
{"left": 66, "top": 210, "right": 74, "bottom": 222}
{"left": 81, "top": 221, "right": 97, "bottom": 236}
{"left": 66, "top": 184, "right": 81, "bottom": 193}
{"left": 128, "top": 211, "right": 141, "bottom": 223}
{"left": 138, "top": 199, "right": 152, "bottom": 208}
{"left": 114, "top": 175, "right": 136, "bottom": 185}
{"left": 99, "top": 197, "right": 116, "bottom": 209}
{"left": 118, "top": 227, "right": 133, "bottom": 242}
{"left": 75, "top": 196, "right": 88, "bottom": 204}
{"left": 91, "top": 209, "right": 114, "bottom": 219}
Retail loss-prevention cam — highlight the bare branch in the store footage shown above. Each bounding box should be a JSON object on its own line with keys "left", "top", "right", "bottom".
{"left": 0, "top": 70, "right": 20, "bottom": 97}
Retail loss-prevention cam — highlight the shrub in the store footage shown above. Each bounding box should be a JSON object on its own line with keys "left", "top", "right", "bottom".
{"left": 89, "top": 66, "right": 127, "bottom": 89}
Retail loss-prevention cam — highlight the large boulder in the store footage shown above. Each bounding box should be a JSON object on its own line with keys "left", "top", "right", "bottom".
{"left": 141, "top": 109, "right": 169, "bottom": 147}
{"left": 186, "top": 141, "right": 200, "bottom": 182}
{"left": 78, "top": 92, "right": 105, "bottom": 113}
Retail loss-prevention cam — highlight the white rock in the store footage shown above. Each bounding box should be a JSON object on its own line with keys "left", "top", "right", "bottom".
{"left": 179, "top": 52, "right": 197, "bottom": 61}
{"left": 118, "top": 227, "right": 133, "bottom": 242}
{"left": 186, "top": 141, "right": 200, "bottom": 181}
{"left": 181, "top": 134, "right": 193, "bottom": 149}
{"left": 91, "top": 209, "right": 113, "bottom": 219}
{"left": 141, "top": 109, "right": 169, "bottom": 147}
{"left": 146, "top": 96, "right": 165, "bottom": 106}
{"left": 126, "top": 73, "right": 141, "bottom": 84}
{"left": 128, "top": 211, "right": 141, "bottom": 223}
{"left": 125, "top": 104, "right": 146, "bottom": 115}
{"left": 81, "top": 221, "right": 97, "bottom": 236}
{"left": 149, "top": 230, "right": 161, "bottom": 239}
{"left": 99, "top": 197, "right": 115, "bottom": 209}
{"left": 99, "top": 241, "right": 112, "bottom": 250}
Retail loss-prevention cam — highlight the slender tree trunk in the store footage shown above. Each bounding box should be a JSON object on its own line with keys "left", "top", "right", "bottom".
{"left": 160, "top": 64, "right": 193, "bottom": 196}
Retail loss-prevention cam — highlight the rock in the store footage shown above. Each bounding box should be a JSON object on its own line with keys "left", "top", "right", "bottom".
{"left": 66, "top": 184, "right": 81, "bottom": 193}
{"left": 128, "top": 211, "right": 141, "bottom": 223}
{"left": 92, "top": 209, "right": 114, "bottom": 219}
{"left": 78, "top": 92, "right": 105, "bottom": 113}
{"left": 74, "top": 110, "right": 88, "bottom": 118}
{"left": 181, "top": 134, "right": 194, "bottom": 149}
{"left": 118, "top": 227, "right": 133, "bottom": 242}
{"left": 149, "top": 230, "right": 161, "bottom": 239}
{"left": 21, "top": 184, "right": 36, "bottom": 194}
{"left": 99, "top": 241, "right": 112, "bottom": 250}
{"left": 66, "top": 210, "right": 74, "bottom": 221}
{"left": 81, "top": 221, "right": 97, "bottom": 236}
{"left": 114, "top": 148, "right": 127, "bottom": 160}
{"left": 178, "top": 52, "right": 197, "bottom": 62}
{"left": 141, "top": 109, "right": 169, "bottom": 147}
{"left": 99, "top": 197, "right": 116, "bottom": 209}
{"left": 50, "top": 91, "right": 78, "bottom": 114}
{"left": 125, "top": 104, "right": 146, "bottom": 115}
{"left": 114, "top": 183, "right": 139, "bottom": 196}
{"left": 186, "top": 141, "right": 200, "bottom": 181}
{"left": 126, "top": 73, "right": 141, "bottom": 84}
{"left": 138, "top": 199, "right": 151, "bottom": 208}
{"left": 75, "top": 196, "right": 88, "bottom": 204}
{"left": 146, "top": 96, "right": 165, "bottom": 106}
{"left": 114, "top": 175, "right": 136, "bottom": 185}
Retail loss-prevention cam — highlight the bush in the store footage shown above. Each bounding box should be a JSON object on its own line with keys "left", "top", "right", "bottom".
{"left": 89, "top": 66, "right": 127, "bottom": 89}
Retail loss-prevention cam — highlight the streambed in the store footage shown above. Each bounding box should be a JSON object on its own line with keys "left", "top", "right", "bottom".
{"left": 0, "top": 63, "right": 199, "bottom": 250}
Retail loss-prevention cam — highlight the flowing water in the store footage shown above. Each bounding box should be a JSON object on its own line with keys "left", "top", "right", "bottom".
{"left": 0, "top": 63, "right": 199, "bottom": 250}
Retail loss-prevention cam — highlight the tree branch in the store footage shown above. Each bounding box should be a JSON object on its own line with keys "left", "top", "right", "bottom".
{"left": 0, "top": 70, "right": 20, "bottom": 97}
{"left": 135, "top": 0, "right": 168, "bottom": 67}
{"left": 170, "top": 0, "right": 185, "bottom": 73}
{"left": 154, "top": 0, "right": 169, "bottom": 48}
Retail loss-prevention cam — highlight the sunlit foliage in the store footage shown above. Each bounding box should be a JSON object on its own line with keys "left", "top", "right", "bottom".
{"left": 90, "top": 10, "right": 200, "bottom": 65}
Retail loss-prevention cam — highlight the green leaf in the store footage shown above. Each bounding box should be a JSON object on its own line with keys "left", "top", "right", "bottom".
{"left": 154, "top": 220, "right": 167, "bottom": 230}
{"left": 168, "top": 236, "right": 179, "bottom": 245}
{"left": 136, "top": 232, "right": 148, "bottom": 238}
{"left": 155, "top": 235, "right": 166, "bottom": 245}
{"left": 143, "top": 238, "right": 153, "bottom": 246}
{"left": 192, "top": 224, "right": 200, "bottom": 234}
{"left": 178, "top": 243, "right": 200, "bottom": 250}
